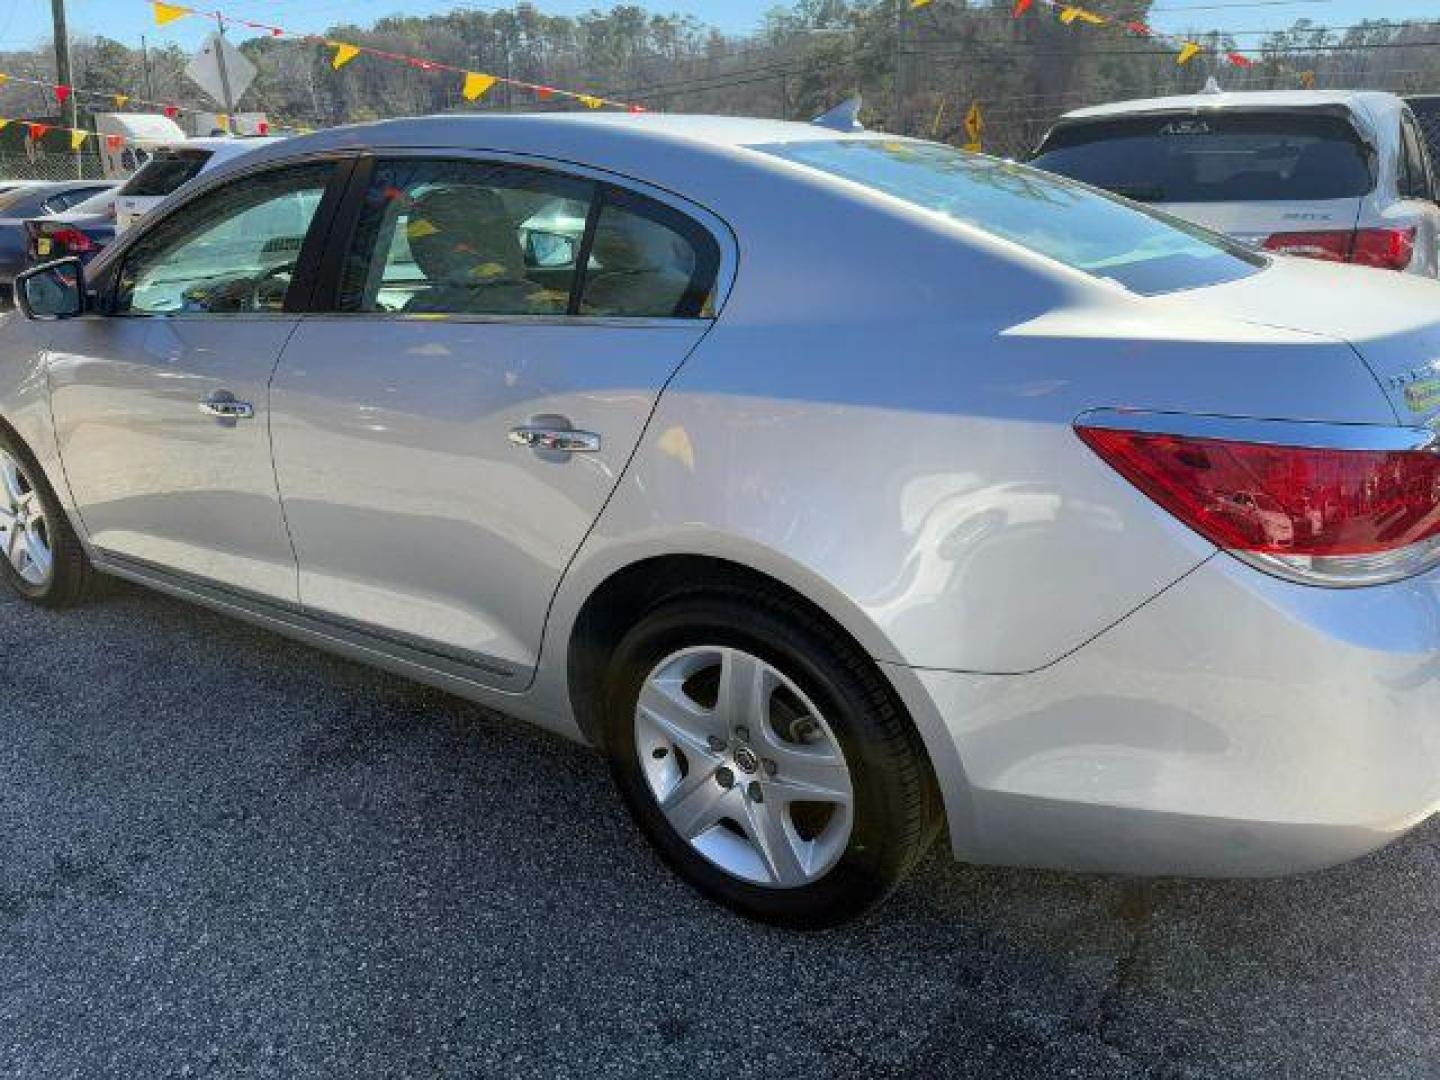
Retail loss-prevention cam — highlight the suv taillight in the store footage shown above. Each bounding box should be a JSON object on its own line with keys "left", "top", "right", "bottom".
{"left": 1263, "top": 227, "right": 1417, "bottom": 271}
{"left": 1077, "top": 421, "right": 1440, "bottom": 586}
{"left": 45, "top": 227, "right": 95, "bottom": 255}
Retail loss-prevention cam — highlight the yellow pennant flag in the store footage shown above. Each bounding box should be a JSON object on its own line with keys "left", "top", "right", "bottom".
{"left": 1177, "top": 41, "right": 1202, "bottom": 65}
{"left": 0, "top": 75, "right": 9, "bottom": 89}
{"left": 330, "top": 42, "right": 360, "bottom": 70}
{"left": 1060, "top": 6, "right": 1105, "bottom": 24}
{"left": 910, "top": 0, "right": 933, "bottom": 7}
{"left": 0, "top": 119, "right": 10, "bottom": 132}
{"left": 113, "top": 94, "right": 129, "bottom": 108}
{"left": 70, "top": 129, "right": 89, "bottom": 151}
{"left": 463, "top": 72, "right": 498, "bottom": 101}
{"left": 152, "top": 2, "right": 191, "bottom": 27}
{"left": 216, "top": 113, "right": 230, "bottom": 131}
{"left": 578, "top": 94, "right": 604, "bottom": 110}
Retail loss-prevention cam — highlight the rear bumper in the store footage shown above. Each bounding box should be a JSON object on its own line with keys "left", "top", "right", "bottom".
{"left": 913, "top": 554, "right": 1440, "bottom": 876}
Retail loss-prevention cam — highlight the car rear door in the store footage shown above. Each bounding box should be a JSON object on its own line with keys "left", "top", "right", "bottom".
{"left": 47, "top": 158, "right": 350, "bottom": 603}
{"left": 269, "top": 153, "right": 728, "bottom": 687}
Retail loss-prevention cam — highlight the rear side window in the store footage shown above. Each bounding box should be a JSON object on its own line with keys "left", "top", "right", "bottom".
{"left": 580, "top": 189, "right": 719, "bottom": 318}
{"left": 120, "top": 152, "right": 211, "bottom": 198}
{"left": 756, "top": 138, "right": 1262, "bottom": 296}
{"left": 1031, "top": 112, "right": 1375, "bottom": 203}
{"left": 1400, "top": 115, "right": 1433, "bottom": 200}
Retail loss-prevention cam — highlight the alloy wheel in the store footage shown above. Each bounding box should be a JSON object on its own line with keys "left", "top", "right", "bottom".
{"left": 0, "top": 450, "right": 53, "bottom": 587}
{"left": 634, "top": 645, "right": 854, "bottom": 888}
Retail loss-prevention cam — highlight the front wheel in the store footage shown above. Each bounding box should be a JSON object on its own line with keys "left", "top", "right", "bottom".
{"left": 0, "top": 429, "right": 101, "bottom": 606}
{"left": 604, "top": 593, "right": 938, "bottom": 929}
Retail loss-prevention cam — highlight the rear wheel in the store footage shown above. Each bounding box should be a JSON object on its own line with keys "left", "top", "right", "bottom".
{"left": 604, "top": 592, "right": 937, "bottom": 929}
{"left": 0, "top": 429, "right": 100, "bottom": 606}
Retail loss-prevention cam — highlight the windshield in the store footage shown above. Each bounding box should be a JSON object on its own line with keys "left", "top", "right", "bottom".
{"left": 120, "top": 151, "right": 211, "bottom": 198}
{"left": 1031, "top": 111, "right": 1374, "bottom": 203}
{"left": 755, "top": 138, "right": 1263, "bottom": 295}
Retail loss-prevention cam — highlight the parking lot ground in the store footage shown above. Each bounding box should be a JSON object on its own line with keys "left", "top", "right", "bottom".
{"left": 1, "top": 583, "right": 1437, "bottom": 1079}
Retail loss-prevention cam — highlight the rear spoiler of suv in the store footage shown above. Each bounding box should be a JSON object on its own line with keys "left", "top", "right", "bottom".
{"left": 1033, "top": 103, "right": 1378, "bottom": 161}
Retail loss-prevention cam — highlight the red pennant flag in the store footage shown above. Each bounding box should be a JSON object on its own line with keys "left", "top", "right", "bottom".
{"left": 1227, "top": 52, "right": 1255, "bottom": 68}
{"left": 257, "top": 120, "right": 270, "bottom": 135}
{"left": 55, "top": 84, "right": 71, "bottom": 104}
{"left": 1013, "top": 0, "right": 1034, "bottom": 16}
{"left": 1126, "top": 21, "right": 1153, "bottom": 36}
{"left": 408, "top": 58, "right": 435, "bottom": 71}
{"left": 27, "top": 123, "right": 51, "bottom": 141}
{"left": 537, "top": 86, "right": 555, "bottom": 100}
{"left": 106, "top": 134, "right": 123, "bottom": 150}
{"left": 163, "top": 104, "right": 180, "bottom": 118}
{"left": 629, "top": 104, "right": 646, "bottom": 114}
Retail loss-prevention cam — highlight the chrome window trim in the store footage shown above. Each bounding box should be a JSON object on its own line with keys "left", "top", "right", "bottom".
{"left": 1075, "top": 408, "right": 1440, "bottom": 454}
{"left": 332, "top": 145, "right": 738, "bottom": 320}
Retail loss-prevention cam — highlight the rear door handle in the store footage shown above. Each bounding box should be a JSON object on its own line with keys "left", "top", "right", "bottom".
{"left": 199, "top": 393, "right": 255, "bottom": 421}
{"left": 508, "top": 426, "right": 601, "bottom": 453}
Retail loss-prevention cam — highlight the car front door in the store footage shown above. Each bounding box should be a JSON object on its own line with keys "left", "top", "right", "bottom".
{"left": 47, "top": 160, "right": 346, "bottom": 602}
{"left": 269, "top": 154, "right": 726, "bottom": 687}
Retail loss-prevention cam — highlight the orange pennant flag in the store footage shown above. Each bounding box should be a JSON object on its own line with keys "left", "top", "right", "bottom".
{"left": 69, "top": 129, "right": 88, "bottom": 151}
{"left": 330, "top": 42, "right": 360, "bottom": 69}
{"left": 152, "top": 2, "right": 191, "bottom": 27}
{"left": 1177, "top": 41, "right": 1202, "bottom": 65}
{"left": 106, "top": 134, "right": 123, "bottom": 150}
{"left": 1013, "top": 0, "right": 1034, "bottom": 15}
{"left": 463, "top": 72, "right": 498, "bottom": 101}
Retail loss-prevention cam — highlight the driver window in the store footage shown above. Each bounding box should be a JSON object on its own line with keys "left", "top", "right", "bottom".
{"left": 114, "top": 163, "right": 334, "bottom": 316}
{"left": 337, "top": 159, "right": 595, "bottom": 315}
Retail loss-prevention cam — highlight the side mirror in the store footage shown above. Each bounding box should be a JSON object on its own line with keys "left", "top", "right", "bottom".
{"left": 15, "top": 257, "right": 84, "bottom": 320}
{"left": 525, "top": 230, "right": 578, "bottom": 269}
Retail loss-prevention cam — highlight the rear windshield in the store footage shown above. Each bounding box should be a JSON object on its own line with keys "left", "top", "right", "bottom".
{"left": 754, "top": 138, "right": 1263, "bottom": 296}
{"left": 1031, "top": 111, "right": 1374, "bottom": 203}
{"left": 120, "top": 151, "right": 211, "bottom": 198}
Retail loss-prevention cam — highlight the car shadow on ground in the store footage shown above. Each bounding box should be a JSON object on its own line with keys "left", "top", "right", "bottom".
{"left": 1, "top": 583, "right": 1435, "bottom": 1079}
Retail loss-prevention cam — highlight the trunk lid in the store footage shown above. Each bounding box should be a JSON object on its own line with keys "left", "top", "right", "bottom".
{"left": 1166, "top": 257, "right": 1440, "bottom": 426}
{"left": 1156, "top": 197, "right": 1364, "bottom": 248}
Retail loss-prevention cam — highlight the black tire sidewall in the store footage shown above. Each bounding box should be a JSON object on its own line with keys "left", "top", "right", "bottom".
{"left": 604, "top": 595, "right": 921, "bottom": 929}
{"left": 0, "top": 429, "right": 76, "bottom": 605}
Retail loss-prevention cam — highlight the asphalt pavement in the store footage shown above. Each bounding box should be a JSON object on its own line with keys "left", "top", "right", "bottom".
{"left": 2, "top": 583, "right": 1437, "bottom": 1079}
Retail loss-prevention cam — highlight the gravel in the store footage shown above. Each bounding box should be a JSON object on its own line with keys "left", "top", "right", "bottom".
{"left": 1, "top": 583, "right": 1436, "bottom": 1079}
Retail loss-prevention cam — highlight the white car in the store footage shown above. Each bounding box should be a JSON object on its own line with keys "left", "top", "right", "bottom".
{"left": 1032, "top": 89, "right": 1440, "bottom": 275}
{"left": 114, "top": 137, "right": 282, "bottom": 231}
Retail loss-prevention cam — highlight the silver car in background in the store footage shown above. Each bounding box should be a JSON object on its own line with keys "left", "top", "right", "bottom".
{"left": 1033, "top": 89, "right": 1440, "bottom": 274}
{"left": 5, "top": 115, "right": 1440, "bottom": 927}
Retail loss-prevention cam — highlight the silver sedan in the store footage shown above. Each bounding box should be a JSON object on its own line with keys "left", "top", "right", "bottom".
{"left": 5, "top": 114, "right": 1440, "bottom": 928}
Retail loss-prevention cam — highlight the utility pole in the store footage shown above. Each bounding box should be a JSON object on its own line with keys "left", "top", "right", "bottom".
{"left": 140, "top": 36, "right": 155, "bottom": 102}
{"left": 892, "top": 0, "right": 909, "bottom": 135}
{"left": 213, "top": 13, "right": 236, "bottom": 129}
{"left": 50, "top": 0, "right": 81, "bottom": 176}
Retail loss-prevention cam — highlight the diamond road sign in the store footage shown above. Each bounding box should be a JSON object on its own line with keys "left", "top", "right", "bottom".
{"left": 184, "top": 33, "right": 257, "bottom": 109}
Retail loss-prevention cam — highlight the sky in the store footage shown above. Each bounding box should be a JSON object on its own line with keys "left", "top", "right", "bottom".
{"left": 6, "top": 0, "right": 1440, "bottom": 55}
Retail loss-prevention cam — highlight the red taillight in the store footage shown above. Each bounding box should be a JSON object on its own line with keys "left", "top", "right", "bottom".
{"left": 1263, "top": 227, "right": 1416, "bottom": 271}
{"left": 1263, "top": 230, "right": 1351, "bottom": 263}
{"left": 1078, "top": 426, "right": 1440, "bottom": 583}
{"left": 45, "top": 227, "right": 95, "bottom": 254}
{"left": 1350, "top": 226, "right": 1417, "bottom": 270}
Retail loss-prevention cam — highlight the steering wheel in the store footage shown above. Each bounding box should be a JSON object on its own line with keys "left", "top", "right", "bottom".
{"left": 249, "top": 261, "right": 297, "bottom": 313}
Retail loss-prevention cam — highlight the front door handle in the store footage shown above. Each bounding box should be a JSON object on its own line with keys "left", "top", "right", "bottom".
{"left": 199, "top": 393, "right": 254, "bottom": 421}
{"left": 508, "top": 426, "right": 601, "bottom": 453}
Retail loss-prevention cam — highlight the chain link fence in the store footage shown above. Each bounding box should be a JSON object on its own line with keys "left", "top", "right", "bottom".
{"left": 0, "top": 152, "right": 106, "bottom": 183}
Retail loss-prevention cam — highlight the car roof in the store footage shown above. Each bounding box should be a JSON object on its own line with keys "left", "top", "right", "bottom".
{"left": 210, "top": 112, "right": 874, "bottom": 184}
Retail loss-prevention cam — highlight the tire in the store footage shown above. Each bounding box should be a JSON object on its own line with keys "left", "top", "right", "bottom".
{"left": 0, "top": 426, "right": 101, "bottom": 607}
{"left": 604, "top": 590, "right": 938, "bottom": 929}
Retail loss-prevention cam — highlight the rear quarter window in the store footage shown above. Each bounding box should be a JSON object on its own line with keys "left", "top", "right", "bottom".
{"left": 1031, "top": 111, "right": 1375, "bottom": 203}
